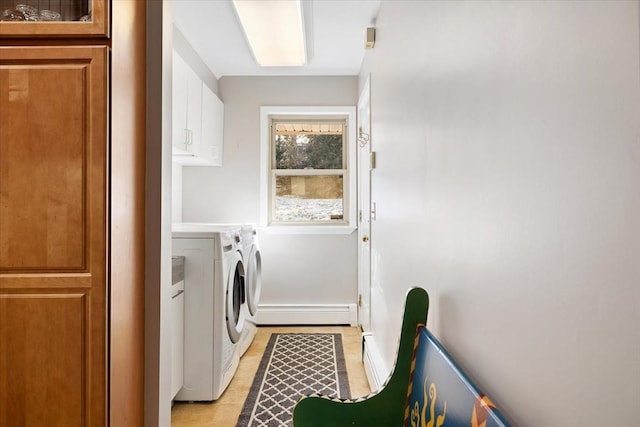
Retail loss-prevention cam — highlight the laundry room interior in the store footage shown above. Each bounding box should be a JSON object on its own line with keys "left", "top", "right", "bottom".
{"left": 157, "top": 1, "right": 639, "bottom": 426}
{"left": 168, "top": 1, "right": 364, "bottom": 423}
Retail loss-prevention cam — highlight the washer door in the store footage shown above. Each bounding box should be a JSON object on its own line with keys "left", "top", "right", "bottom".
{"left": 226, "top": 251, "right": 245, "bottom": 343}
{"left": 246, "top": 247, "right": 261, "bottom": 316}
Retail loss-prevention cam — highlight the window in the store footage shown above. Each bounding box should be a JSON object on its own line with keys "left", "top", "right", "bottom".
{"left": 260, "top": 107, "right": 356, "bottom": 233}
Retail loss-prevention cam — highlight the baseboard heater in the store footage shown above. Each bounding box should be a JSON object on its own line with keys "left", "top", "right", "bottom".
{"left": 256, "top": 303, "right": 358, "bottom": 326}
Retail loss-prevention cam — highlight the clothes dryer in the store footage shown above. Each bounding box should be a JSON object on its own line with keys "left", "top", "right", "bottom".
{"left": 172, "top": 223, "right": 245, "bottom": 401}
{"left": 238, "top": 224, "right": 261, "bottom": 356}
{"left": 176, "top": 222, "right": 261, "bottom": 356}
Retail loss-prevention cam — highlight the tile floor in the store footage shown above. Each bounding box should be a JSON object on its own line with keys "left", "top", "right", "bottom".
{"left": 171, "top": 326, "right": 371, "bottom": 426}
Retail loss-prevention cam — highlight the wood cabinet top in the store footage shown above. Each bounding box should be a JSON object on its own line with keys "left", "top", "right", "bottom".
{"left": 0, "top": 0, "right": 108, "bottom": 38}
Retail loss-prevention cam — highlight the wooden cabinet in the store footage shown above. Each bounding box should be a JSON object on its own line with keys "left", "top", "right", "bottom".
{"left": 0, "top": 0, "right": 108, "bottom": 37}
{"left": 0, "top": 44, "right": 107, "bottom": 427}
{"left": 0, "top": 2, "right": 110, "bottom": 425}
{"left": 0, "top": 1, "right": 147, "bottom": 425}
{"left": 172, "top": 49, "right": 224, "bottom": 166}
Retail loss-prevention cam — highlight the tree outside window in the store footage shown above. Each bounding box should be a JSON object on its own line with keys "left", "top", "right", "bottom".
{"left": 271, "top": 120, "right": 347, "bottom": 224}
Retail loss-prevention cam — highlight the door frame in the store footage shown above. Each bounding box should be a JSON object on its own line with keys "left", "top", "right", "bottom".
{"left": 357, "top": 75, "right": 372, "bottom": 332}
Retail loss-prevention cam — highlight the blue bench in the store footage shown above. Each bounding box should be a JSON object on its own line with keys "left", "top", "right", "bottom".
{"left": 293, "top": 288, "right": 511, "bottom": 426}
{"left": 405, "top": 325, "right": 510, "bottom": 427}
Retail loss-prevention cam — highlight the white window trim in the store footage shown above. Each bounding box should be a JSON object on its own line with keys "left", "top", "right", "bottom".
{"left": 260, "top": 106, "right": 357, "bottom": 235}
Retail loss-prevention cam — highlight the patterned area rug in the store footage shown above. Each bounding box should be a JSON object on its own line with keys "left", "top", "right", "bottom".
{"left": 236, "top": 333, "right": 351, "bottom": 427}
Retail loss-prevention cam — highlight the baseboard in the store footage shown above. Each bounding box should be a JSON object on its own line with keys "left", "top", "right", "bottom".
{"left": 362, "top": 333, "right": 388, "bottom": 392}
{"left": 256, "top": 303, "right": 358, "bottom": 326}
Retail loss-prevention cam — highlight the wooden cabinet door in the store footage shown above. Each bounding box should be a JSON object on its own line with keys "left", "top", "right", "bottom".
{"left": 0, "top": 45, "right": 107, "bottom": 427}
{"left": 0, "top": 0, "right": 108, "bottom": 38}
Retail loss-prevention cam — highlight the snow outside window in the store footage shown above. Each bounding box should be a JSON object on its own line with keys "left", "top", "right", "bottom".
{"left": 260, "top": 107, "right": 356, "bottom": 234}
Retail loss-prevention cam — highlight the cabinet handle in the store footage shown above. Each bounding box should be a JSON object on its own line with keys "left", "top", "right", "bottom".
{"left": 184, "top": 128, "right": 189, "bottom": 149}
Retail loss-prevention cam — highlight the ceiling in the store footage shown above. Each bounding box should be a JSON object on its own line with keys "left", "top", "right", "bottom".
{"left": 172, "top": 0, "right": 381, "bottom": 78}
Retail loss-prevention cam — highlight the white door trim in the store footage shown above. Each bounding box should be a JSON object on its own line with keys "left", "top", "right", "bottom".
{"left": 357, "top": 75, "right": 372, "bottom": 332}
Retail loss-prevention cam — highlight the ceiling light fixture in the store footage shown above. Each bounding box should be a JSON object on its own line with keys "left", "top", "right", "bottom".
{"left": 232, "top": 0, "right": 307, "bottom": 67}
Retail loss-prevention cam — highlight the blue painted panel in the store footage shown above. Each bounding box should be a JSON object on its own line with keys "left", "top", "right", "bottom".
{"left": 406, "top": 327, "right": 511, "bottom": 427}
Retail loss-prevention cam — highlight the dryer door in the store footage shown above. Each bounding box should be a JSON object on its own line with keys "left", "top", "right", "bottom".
{"left": 246, "top": 246, "right": 261, "bottom": 316}
{"left": 226, "top": 251, "right": 245, "bottom": 343}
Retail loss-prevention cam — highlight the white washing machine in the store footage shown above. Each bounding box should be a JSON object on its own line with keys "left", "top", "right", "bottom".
{"left": 176, "top": 222, "right": 262, "bottom": 356}
{"left": 238, "top": 224, "right": 261, "bottom": 356}
{"left": 172, "top": 223, "right": 245, "bottom": 401}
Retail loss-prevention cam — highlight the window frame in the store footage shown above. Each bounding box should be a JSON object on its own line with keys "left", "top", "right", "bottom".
{"left": 260, "top": 106, "right": 357, "bottom": 234}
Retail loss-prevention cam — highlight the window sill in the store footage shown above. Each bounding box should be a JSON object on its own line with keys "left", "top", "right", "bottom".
{"left": 259, "top": 225, "right": 357, "bottom": 235}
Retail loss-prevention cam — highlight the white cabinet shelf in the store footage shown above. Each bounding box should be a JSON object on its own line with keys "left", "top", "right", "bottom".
{"left": 172, "top": 50, "right": 224, "bottom": 166}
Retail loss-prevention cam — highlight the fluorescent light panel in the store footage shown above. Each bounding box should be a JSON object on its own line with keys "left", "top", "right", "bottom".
{"left": 233, "top": 0, "right": 307, "bottom": 67}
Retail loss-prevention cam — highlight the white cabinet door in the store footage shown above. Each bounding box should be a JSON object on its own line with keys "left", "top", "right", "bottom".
{"left": 172, "top": 49, "right": 224, "bottom": 166}
{"left": 172, "top": 51, "right": 189, "bottom": 154}
{"left": 173, "top": 50, "right": 201, "bottom": 157}
{"left": 185, "top": 63, "right": 202, "bottom": 156}
{"left": 200, "top": 83, "right": 224, "bottom": 166}
{"left": 171, "top": 282, "right": 185, "bottom": 399}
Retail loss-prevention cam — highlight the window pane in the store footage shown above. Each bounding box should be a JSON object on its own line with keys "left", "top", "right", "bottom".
{"left": 274, "top": 123, "right": 343, "bottom": 170}
{"left": 275, "top": 175, "right": 344, "bottom": 222}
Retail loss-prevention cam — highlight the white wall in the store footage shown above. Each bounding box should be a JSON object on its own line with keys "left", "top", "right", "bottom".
{"left": 171, "top": 161, "right": 182, "bottom": 223}
{"left": 360, "top": 1, "right": 640, "bottom": 426}
{"left": 182, "top": 76, "right": 359, "bottom": 307}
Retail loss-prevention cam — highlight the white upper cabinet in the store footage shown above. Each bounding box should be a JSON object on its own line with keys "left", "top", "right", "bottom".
{"left": 172, "top": 49, "right": 223, "bottom": 166}
{"left": 200, "top": 83, "right": 224, "bottom": 166}
{"left": 172, "top": 51, "right": 191, "bottom": 154}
